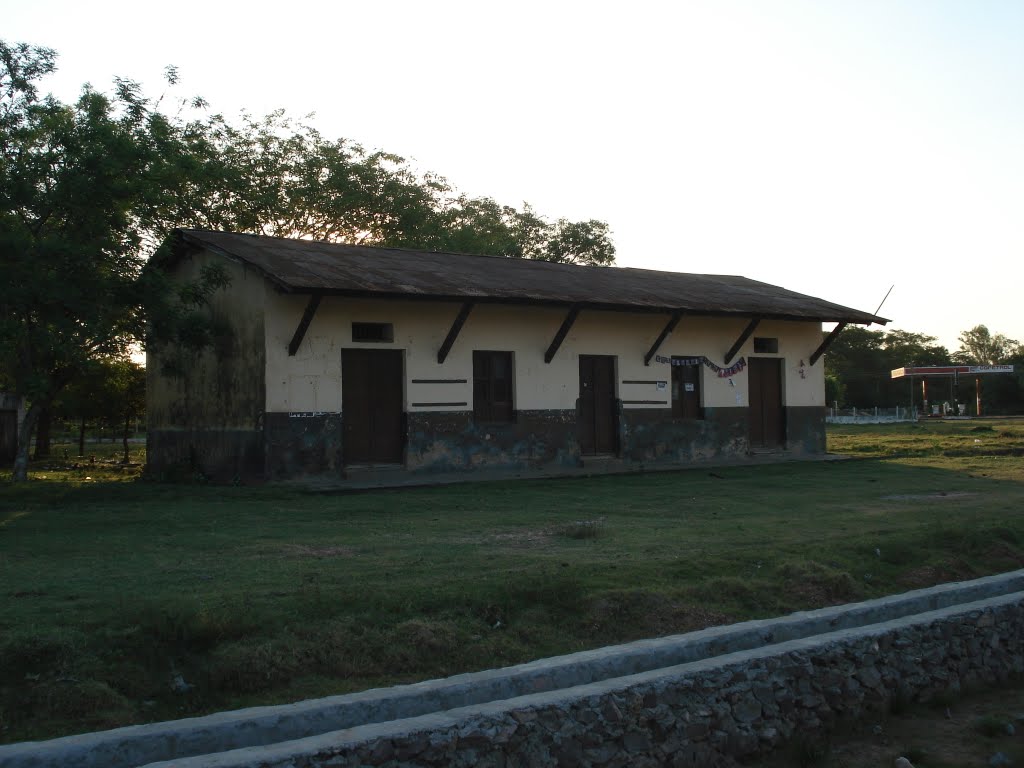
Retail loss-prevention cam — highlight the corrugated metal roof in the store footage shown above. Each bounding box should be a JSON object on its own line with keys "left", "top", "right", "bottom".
{"left": 173, "top": 229, "right": 888, "bottom": 325}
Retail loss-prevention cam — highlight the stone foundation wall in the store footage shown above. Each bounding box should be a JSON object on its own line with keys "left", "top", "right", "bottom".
{"left": 165, "top": 594, "right": 1024, "bottom": 768}
{"left": 406, "top": 410, "right": 580, "bottom": 472}
{"left": 783, "top": 405, "right": 827, "bottom": 454}
{"left": 146, "top": 428, "right": 264, "bottom": 481}
{"left": 406, "top": 407, "right": 760, "bottom": 473}
{"left": 619, "top": 407, "right": 748, "bottom": 464}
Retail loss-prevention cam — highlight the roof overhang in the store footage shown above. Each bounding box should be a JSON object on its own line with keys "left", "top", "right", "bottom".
{"left": 164, "top": 229, "right": 890, "bottom": 327}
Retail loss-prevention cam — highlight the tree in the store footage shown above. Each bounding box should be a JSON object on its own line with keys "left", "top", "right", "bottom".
{"left": 1, "top": 40, "right": 617, "bottom": 480}
{"left": 157, "top": 110, "right": 615, "bottom": 265}
{"left": 54, "top": 359, "right": 110, "bottom": 457}
{"left": 954, "top": 325, "right": 1020, "bottom": 365}
{"left": 0, "top": 42, "right": 226, "bottom": 481}
{"left": 824, "top": 327, "right": 949, "bottom": 408}
{"left": 106, "top": 359, "right": 146, "bottom": 464}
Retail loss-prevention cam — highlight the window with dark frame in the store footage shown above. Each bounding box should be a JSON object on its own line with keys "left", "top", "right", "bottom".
{"left": 351, "top": 322, "right": 394, "bottom": 343}
{"left": 671, "top": 357, "right": 704, "bottom": 419}
{"left": 753, "top": 337, "right": 779, "bottom": 354}
{"left": 473, "top": 351, "right": 514, "bottom": 423}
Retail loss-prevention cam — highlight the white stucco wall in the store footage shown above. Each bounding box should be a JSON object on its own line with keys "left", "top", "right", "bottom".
{"left": 263, "top": 293, "right": 828, "bottom": 414}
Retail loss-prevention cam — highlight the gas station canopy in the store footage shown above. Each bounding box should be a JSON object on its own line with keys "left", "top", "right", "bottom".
{"left": 890, "top": 365, "right": 1014, "bottom": 379}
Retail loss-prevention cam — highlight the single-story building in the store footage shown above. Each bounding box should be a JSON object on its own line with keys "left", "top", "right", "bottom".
{"left": 147, "top": 230, "right": 887, "bottom": 483}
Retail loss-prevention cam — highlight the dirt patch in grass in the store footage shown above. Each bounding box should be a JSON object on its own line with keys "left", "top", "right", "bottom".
{"left": 777, "top": 562, "right": 862, "bottom": 607}
{"left": 556, "top": 518, "right": 606, "bottom": 540}
{"left": 896, "top": 563, "right": 971, "bottom": 590}
{"left": 456, "top": 529, "right": 553, "bottom": 547}
{"left": 585, "top": 591, "right": 731, "bottom": 640}
{"left": 881, "top": 491, "right": 977, "bottom": 501}
{"left": 983, "top": 540, "right": 1024, "bottom": 568}
{"left": 281, "top": 544, "right": 355, "bottom": 558}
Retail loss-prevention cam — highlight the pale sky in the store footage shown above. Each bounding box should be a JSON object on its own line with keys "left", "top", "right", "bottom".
{"left": 5, "top": 0, "right": 1023, "bottom": 353}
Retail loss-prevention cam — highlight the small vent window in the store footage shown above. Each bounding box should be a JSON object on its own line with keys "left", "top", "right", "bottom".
{"left": 753, "top": 337, "right": 778, "bottom": 354}
{"left": 352, "top": 322, "right": 394, "bottom": 343}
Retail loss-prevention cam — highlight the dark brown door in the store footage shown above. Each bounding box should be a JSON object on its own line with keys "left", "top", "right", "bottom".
{"left": 0, "top": 410, "right": 16, "bottom": 464}
{"left": 342, "top": 349, "right": 404, "bottom": 464}
{"left": 579, "top": 355, "right": 618, "bottom": 455}
{"left": 748, "top": 357, "right": 785, "bottom": 448}
{"left": 671, "top": 360, "right": 703, "bottom": 419}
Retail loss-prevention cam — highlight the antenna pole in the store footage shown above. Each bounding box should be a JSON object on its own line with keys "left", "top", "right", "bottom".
{"left": 874, "top": 284, "right": 894, "bottom": 317}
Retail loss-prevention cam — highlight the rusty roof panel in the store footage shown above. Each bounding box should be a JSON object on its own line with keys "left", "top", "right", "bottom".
{"left": 174, "top": 229, "right": 888, "bottom": 325}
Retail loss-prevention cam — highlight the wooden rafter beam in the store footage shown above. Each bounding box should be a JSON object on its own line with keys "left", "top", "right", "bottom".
{"left": 723, "top": 318, "right": 760, "bottom": 365}
{"left": 643, "top": 311, "right": 683, "bottom": 366}
{"left": 809, "top": 322, "right": 848, "bottom": 366}
{"left": 437, "top": 302, "right": 474, "bottom": 364}
{"left": 544, "top": 306, "right": 581, "bottom": 364}
{"left": 287, "top": 293, "right": 323, "bottom": 356}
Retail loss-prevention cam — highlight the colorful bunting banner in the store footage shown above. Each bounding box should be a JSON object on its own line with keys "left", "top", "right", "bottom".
{"left": 654, "top": 355, "right": 747, "bottom": 378}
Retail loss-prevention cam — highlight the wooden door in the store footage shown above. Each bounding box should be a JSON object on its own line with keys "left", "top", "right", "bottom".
{"left": 579, "top": 355, "right": 618, "bottom": 455}
{"left": 671, "top": 361, "right": 703, "bottom": 419}
{"left": 341, "top": 349, "right": 404, "bottom": 465}
{"left": 748, "top": 357, "right": 785, "bottom": 448}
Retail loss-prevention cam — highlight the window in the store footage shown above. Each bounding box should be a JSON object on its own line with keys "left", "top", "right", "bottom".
{"left": 671, "top": 357, "right": 703, "bottom": 419}
{"left": 473, "top": 351, "right": 514, "bottom": 422}
{"left": 352, "top": 322, "right": 394, "bottom": 343}
{"left": 753, "top": 337, "right": 778, "bottom": 354}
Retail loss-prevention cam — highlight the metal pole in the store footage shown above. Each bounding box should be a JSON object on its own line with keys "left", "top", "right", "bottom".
{"left": 909, "top": 366, "right": 914, "bottom": 418}
{"left": 976, "top": 376, "right": 982, "bottom": 417}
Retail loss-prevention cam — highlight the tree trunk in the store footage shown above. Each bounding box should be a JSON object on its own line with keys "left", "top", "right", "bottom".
{"left": 12, "top": 402, "right": 42, "bottom": 482}
{"left": 34, "top": 406, "right": 52, "bottom": 459}
{"left": 78, "top": 417, "right": 86, "bottom": 457}
{"left": 122, "top": 409, "right": 130, "bottom": 464}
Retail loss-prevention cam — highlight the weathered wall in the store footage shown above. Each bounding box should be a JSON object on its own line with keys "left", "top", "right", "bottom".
{"left": 784, "top": 406, "right": 828, "bottom": 454}
{"left": 619, "top": 407, "right": 749, "bottom": 464}
{"left": 262, "top": 298, "right": 828, "bottom": 414}
{"left": 161, "top": 593, "right": 1023, "bottom": 768}
{"left": 753, "top": 319, "right": 827, "bottom": 408}
{"left": 406, "top": 410, "right": 581, "bottom": 472}
{"left": 259, "top": 295, "right": 830, "bottom": 476}
{"left": 0, "top": 392, "right": 24, "bottom": 464}
{"left": 146, "top": 251, "right": 267, "bottom": 479}
{"left": 145, "top": 270, "right": 832, "bottom": 480}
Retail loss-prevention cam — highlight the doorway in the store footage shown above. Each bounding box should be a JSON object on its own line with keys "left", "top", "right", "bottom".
{"left": 578, "top": 355, "right": 618, "bottom": 455}
{"left": 341, "top": 349, "right": 404, "bottom": 465}
{"left": 748, "top": 357, "right": 785, "bottom": 449}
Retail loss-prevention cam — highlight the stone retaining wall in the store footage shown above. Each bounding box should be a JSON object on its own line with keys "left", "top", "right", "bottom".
{"left": 151, "top": 593, "right": 1024, "bottom": 768}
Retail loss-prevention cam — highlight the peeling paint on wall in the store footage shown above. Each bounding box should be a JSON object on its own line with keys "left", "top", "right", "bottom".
{"left": 620, "top": 407, "right": 749, "bottom": 464}
{"left": 406, "top": 410, "right": 580, "bottom": 473}
{"left": 264, "top": 412, "right": 342, "bottom": 479}
{"left": 784, "top": 406, "right": 828, "bottom": 454}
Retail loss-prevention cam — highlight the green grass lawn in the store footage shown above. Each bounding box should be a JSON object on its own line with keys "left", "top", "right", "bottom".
{"left": 1, "top": 421, "right": 1022, "bottom": 743}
